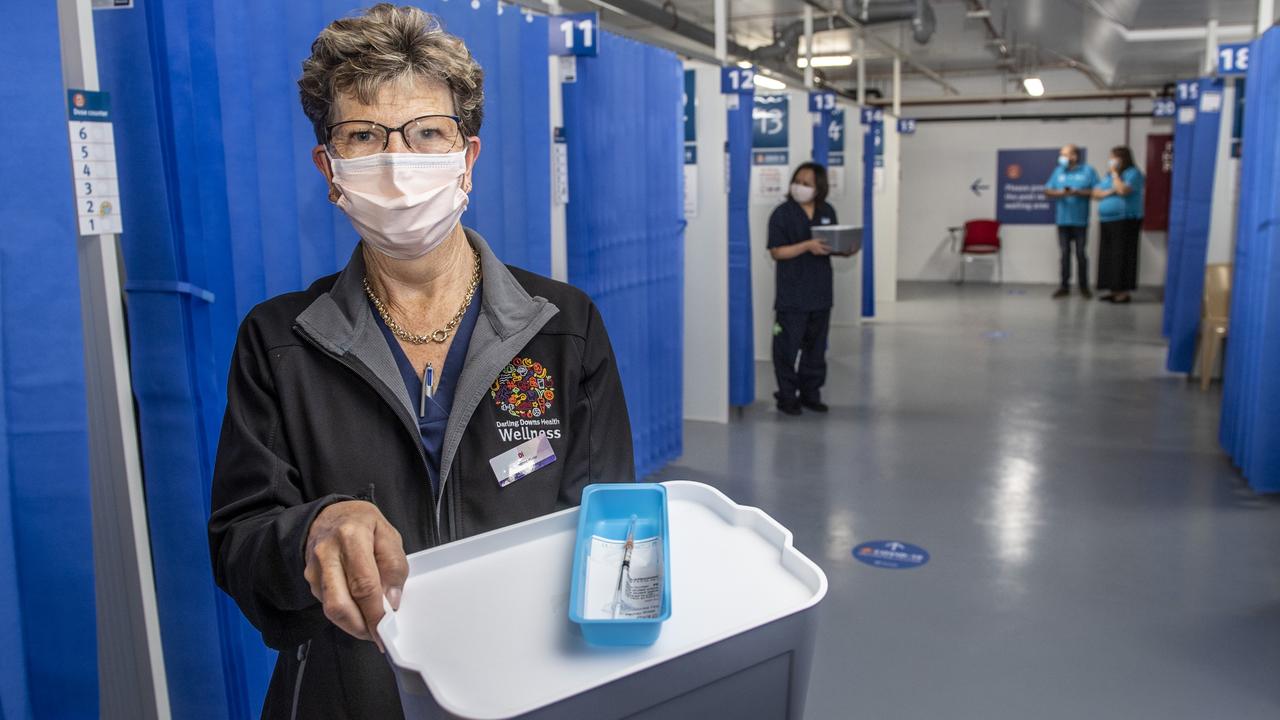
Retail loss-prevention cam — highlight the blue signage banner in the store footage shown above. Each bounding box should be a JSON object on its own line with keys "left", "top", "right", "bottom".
{"left": 853, "top": 540, "right": 930, "bottom": 570}
{"left": 1217, "top": 42, "right": 1251, "bottom": 76}
{"left": 860, "top": 106, "right": 884, "bottom": 125}
{"left": 808, "top": 91, "right": 836, "bottom": 113}
{"left": 548, "top": 12, "right": 599, "bottom": 57}
{"left": 1152, "top": 97, "right": 1176, "bottom": 117}
{"left": 828, "top": 108, "right": 845, "bottom": 166}
{"left": 996, "top": 147, "right": 1086, "bottom": 225}
{"left": 67, "top": 89, "right": 111, "bottom": 122}
{"left": 752, "top": 94, "right": 788, "bottom": 161}
{"left": 683, "top": 69, "right": 696, "bottom": 143}
{"left": 897, "top": 117, "right": 917, "bottom": 134}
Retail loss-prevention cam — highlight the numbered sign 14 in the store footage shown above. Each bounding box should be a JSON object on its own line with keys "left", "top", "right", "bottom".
{"left": 550, "top": 12, "right": 598, "bottom": 57}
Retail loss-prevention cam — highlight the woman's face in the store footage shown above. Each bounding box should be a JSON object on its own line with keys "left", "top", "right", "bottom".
{"left": 312, "top": 75, "right": 481, "bottom": 189}
{"left": 793, "top": 168, "right": 816, "bottom": 190}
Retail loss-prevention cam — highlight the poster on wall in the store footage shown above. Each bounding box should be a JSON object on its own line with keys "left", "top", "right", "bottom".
{"left": 683, "top": 69, "right": 698, "bottom": 217}
{"left": 752, "top": 94, "right": 789, "bottom": 202}
{"left": 1143, "top": 133, "right": 1173, "bottom": 230}
{"left": 827, "top": 108, "right": 845, "bottom": 166}
{"left": 995, "top": 148, "right": 1085, "bottom": 225}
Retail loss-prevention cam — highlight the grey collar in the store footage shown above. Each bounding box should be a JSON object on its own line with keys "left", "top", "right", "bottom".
{"left": 293, "top": 228, "right": 558, "bottom": 422}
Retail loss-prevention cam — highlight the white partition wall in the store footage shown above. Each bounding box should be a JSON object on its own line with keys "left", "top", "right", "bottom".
{"left": 874, "top": 114, "right": 901, "bottom": 304}
{"left": 682, "top": 61, "right": 730, "bottom": 423}
{"left": 828, "top": 101, "right": 865, "bottom": 328}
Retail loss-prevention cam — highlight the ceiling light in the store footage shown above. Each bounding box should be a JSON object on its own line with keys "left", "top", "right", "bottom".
{"left": 797, "top": 55, "right": 855, "bottom": 68}
{"left": 737, "top": 60, "right": 753, "bottom": 68}
{"left": 1022, "top": 76, "right": 1045, "bottom": 97}
{"left": 754, "top": 74, "right": 787, "bottom": 91}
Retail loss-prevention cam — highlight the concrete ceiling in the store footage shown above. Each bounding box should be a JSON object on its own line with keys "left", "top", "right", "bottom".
{"left": 555, "top": 0, "right": 1272, "bottom": 94}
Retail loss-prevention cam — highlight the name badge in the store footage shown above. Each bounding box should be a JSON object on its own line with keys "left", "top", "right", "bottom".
{"left": 489, "top": 434, "right": 557, "bottom": 487}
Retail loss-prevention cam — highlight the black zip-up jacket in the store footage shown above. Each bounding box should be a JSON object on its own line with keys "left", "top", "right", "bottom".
{"left": 208, "top": 230, "right": 634, "bottom": 718}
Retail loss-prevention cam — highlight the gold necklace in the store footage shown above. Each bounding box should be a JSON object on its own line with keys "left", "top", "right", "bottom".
{"left": 363, "top": 249, "right": 481, "bottom": 345}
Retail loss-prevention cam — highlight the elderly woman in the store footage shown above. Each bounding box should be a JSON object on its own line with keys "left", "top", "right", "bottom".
{"left": 208, "top": 5, "right": 633, "bottom": 717}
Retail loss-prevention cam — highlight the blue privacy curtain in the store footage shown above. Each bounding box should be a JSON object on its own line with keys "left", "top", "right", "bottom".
{"left": 563, "top": 31, "right": 684, "bottom": 478}
{"left": 1163, "top": 77, "right": 1224, "bottom": 373}
{"left": 861, "top": 114, "right": 880, "bottom": 317}
{"left": 1162, "top": 87, "right": 1197, "bottom": 339}
{"left": 0, "top": 3, "right": 99, "bottom": 718}
{"left": 92, "top": 1, "right": 550, "bottom": 717}
{"left": 1221, "top": 29, "right": 1280, "bottom": 493}
{"left": 728, "top": 91, "right": 756, "bottom": 406}
{"left": 811, "top": 108, "right": 831, "bottom": 166}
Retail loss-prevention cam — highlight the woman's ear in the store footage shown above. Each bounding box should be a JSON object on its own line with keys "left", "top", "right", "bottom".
{"left": 462, "top": 136, "right": 482, "bottom": 193}
{"left": 313, "top": 145, "right": 339, "bottom": 202}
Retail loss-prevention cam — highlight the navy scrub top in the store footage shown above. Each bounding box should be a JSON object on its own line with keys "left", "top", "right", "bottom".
{"left": 767, "top": 198, "right": 838, "bottom": 311}
{"left": 370, "top": 283, "right": 482, "bottom": 497}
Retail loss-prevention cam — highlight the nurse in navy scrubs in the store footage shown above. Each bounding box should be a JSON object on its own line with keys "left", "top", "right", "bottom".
{"left": 766, "top": 162, "right": 841, "bottom": 416}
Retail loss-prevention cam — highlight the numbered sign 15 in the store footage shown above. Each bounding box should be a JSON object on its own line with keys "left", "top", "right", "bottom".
{"left": 721, "top": 66, "right": 755, "bottom": 94}
{"left": 1217, "top": 42, "right": 1250, "bottom": 76}
{"left": 897, "top": 118, "right": 917, "bottom": 134}
{"left": 808, "top": 91, "right": 836, "bottom": 113}
{"left": 550, "top": 12, "right": 598, "bottom": 57}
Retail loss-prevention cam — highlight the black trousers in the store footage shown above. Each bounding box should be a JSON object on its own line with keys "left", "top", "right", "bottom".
{"left": 772, "top": 308, "right": 830, "bottom": 405}
{"left": 1097, "top": 218, "right": 1141, "bottom": 292}
{"left": 1057, "top": 225, "right": 1089, "bottom": 291}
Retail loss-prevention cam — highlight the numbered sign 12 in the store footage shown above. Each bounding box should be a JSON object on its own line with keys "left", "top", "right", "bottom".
{"left": 1217, "top": 42, "right": 1250, "bottom": 76}
{"left": 721, "top": 66, "right": 755, "bottom": 94}
{"left": 897, "top": 118, "right": 917, "bottom": 134}
{"left": 550, "top": 12, "right": 598, "bottom": 57}
{"left": 808, "top": 91, "right": 836, "bottom": 113}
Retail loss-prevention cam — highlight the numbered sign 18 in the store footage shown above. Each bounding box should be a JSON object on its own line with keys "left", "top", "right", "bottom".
{"left": 67, "top": 89, "right": 123, "bottom": 236}
{"left": 721, "top": 66, "right": 755, "bottom": 94}
{"left": 1217, "top": 42, "right": 1250, "bottom": 76}
{"left": 808, "top": 91, "right": 836, "bottom": 113}
{"left": 549, "top": 12, "right": 598, "bottom": 57}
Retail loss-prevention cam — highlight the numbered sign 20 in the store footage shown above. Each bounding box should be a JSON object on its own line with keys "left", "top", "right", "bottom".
{"left": 1152, "top": 98, "right": 1176, "bottom": 117}
{"left": 550, "top": 12, "right": 598, "bottom": 57}
{"left": 721, "top": 66, "right": 755, "bottom": 94}
{"left": 808, "top": 91, "right": 836, "bottom": 113}
{"left": 1217, "top": 42, "right": 1250, "bottom": 76}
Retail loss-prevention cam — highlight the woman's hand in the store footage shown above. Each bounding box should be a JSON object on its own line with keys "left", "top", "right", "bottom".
{"left": 806, "top": 239, "right": 832, "bottom": 256}
{"left": 304, "top": 500, "right": 408, "bottom": 651}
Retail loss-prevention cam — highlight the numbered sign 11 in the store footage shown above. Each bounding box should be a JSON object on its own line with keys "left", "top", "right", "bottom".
{"left": 550, "top": 12, "right": 598, "bottom": 57}
{"left": 67, "top": 89, "right": 123, "bottom": 236}
{"left": 808, "top": 91, "right": 836, "bottom": 113}
{"left": 1217, "top": 42, "right": 1250, "bottom": 76}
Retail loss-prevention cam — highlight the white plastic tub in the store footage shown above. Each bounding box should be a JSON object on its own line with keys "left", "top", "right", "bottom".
{"left": 377, "top": 481, "right": 828, "bottom": 720}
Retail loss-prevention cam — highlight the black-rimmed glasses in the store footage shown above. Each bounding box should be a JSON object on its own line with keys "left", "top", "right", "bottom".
{"left": 326, "top": 114, "right": 463, "bottom": 158}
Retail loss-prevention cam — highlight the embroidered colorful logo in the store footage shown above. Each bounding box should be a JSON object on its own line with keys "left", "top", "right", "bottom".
{"left": 491, "top": 357, "right": 555, "bottom": 418}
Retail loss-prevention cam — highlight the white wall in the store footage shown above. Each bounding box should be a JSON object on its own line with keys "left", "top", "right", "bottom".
{"left": 873, "top": 118, "right": 900, "bottom": 304}
{"left": 1207, "top": 81, "right": 1239, "bottom": 265}
{"left": 681, "top": 61, "right": 729, "bottom": 423}
{"left": 897, "top": 114, "right": 1168, "bottom": 286}
{"left": 828, "top": 101, "right": 865, "bottom": 329}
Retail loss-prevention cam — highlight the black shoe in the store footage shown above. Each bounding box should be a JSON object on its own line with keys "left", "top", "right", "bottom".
{"left": 777, "top": 402, "right": 802, "bottom": 416}
{"left": 1052, "top": 288, "right": 1070, "bottom": 299}
{"left": 800, "top": 399, "right": 829, "bottom": 413}
{"left": 1113, "top": 293, "right": 1132, "bottom": 304}
{"left": 1080, "top": 288, "right": 1093, "bottom": 299}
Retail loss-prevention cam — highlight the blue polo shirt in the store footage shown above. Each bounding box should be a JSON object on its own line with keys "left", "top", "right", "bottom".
{"left": 1045, "top": 163, "right": 1099, "bottom": 227}
{"left": 371, "top": 285, "right": 482, "bottom": 497}
{"left": 1096, "top": 166, "right": 1144, "bottom": 223}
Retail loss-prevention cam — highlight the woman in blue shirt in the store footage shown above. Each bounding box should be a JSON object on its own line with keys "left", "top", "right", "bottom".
{"left": 1092, "top": 146, "right": 1145, "bottom": 303}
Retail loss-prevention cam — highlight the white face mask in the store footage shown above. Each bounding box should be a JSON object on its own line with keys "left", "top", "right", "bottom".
{"left": 329, "top": 150, "right": 470, "bottom": 260}
{"left": 790, "top": 183, "right": 816, "bottom": 204}
{"left": 1108, "top": 157, "right": 1119, "bottom": 169}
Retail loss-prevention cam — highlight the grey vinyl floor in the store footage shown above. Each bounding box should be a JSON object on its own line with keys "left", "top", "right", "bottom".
{"left": 652, "top": 282, "right": 1280, "bottom": 720}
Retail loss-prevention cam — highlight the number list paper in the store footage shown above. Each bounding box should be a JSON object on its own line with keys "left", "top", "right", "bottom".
{"left": 67, "top": 90, "right": 124, "bottom": 236}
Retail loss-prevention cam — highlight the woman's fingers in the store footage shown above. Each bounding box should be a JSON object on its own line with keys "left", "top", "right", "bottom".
{"left": 373, "top": 520, "right": 409, "bottom": 611}
{"left": 316, "top": 547, "right": 369, "bottom": 642}
{"left": 339, "top": 527, "right": 388, "bottom": 653}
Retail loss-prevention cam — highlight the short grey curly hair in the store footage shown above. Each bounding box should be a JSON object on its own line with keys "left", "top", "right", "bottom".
{"left": 299, "top": 4, "right": 485, "bottom": 145}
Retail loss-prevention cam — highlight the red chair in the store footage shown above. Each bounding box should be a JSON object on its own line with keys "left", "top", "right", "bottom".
{"left": 949, "top": 219, "right": 1003, "bottom": 284}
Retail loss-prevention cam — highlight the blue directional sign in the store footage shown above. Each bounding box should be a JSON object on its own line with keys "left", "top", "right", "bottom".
{"left": 853, "top": 540, "right": 930, "bottom": 570}
{"left": 549, "top": 12, "right": 598, "bottom": 57}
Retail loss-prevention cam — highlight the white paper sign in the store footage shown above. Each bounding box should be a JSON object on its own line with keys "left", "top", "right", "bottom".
{"left": 683, "top": 163, "right": 698, "bottom": 218}
{"left": 752, "top": 165, "right": 787, "bottom": 203}
{"left": 67, "top": 90, "right": 123, "bottom": 236}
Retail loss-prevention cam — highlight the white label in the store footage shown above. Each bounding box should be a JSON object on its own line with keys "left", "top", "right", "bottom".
{"left": 752, "top": 165, "right": 786, "bottom": 203}
{"left": 553, "top": 139, "right": 569, "bottom": 206}
{"left": 558, "top": 55, "right": 577, "bottom": 84}
{"left": 583, "top": 534, "right": 663, "bottom": 619}
{"left": 828, "top": 166, "right": 843, "bottom": 192}
{"left": 488, "top": 434, "right": 557, "bottom": 487}
{"left": 1177, "top": 106, "right": 1197, "bottom": 125}
{"left": 683, "top": 163, "right": 698, "bottom": 218}
{"left": 69, "top": 120, "right": 123, "bottom": 236}
{"left": 1199, "top": 91, "right": 1222, "bottom": 114}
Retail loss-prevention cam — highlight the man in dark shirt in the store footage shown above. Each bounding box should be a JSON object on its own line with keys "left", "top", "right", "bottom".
{"left": 767, "top": 162, "right": 842, "bottom": 415}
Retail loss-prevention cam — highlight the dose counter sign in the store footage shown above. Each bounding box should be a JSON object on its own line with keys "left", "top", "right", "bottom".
{"left": 853, "top": 540, "right": 930, "bottom": 570}
{"left": 68, "top": 89, "right": 123, "bottom": 236}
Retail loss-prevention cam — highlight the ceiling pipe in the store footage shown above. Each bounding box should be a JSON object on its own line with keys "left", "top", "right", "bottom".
{"left": 868, "top": 89, "right": 1156, "bottom": 106}
{"left": 752, "top": 0, "right": 935, "bottom": 66}
{"left": 1119, "top": 23, "right": 1252, "bottom": 41}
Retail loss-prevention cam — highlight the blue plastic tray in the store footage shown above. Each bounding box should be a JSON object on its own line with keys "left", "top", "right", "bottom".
{"left": 568, "top": 483, "right": 671, "bottom": 646}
